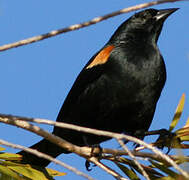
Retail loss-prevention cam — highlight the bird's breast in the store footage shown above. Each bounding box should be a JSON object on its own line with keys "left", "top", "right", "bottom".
{"left": 105, "top": 46, "right": 166, "bottom": 104}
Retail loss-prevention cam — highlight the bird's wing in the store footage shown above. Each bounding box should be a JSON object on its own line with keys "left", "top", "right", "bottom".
{"left": 85, "top": 45, "right": 114, "bottom": 69}
{"left": 56, "top": 45, "right": 115, "bottom": 120}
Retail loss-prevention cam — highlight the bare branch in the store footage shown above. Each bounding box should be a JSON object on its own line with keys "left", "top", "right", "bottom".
{"left": 0, "top": 113, "right": 188, "bottom": 179}
{"left": 0, "top": 0, "right": 181, "bottom": 52}
{"left": 0, "top": 139, "right": 94, "bottom": 180}
{"left": 89, "top": 157, "right": 128, "bottom": 180}
{"left": 100, "top": 148, "right": 189, "bottom": 165}
{"left": 0, "top": 115, "right": 92, "bottom": 158}
{"left": 117, "top": 139, "right": 150, "bottom": 180}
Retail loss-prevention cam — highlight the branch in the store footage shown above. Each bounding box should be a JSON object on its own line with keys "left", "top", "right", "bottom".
{"left": 0, "top": 113, "right": 188, "bottom": 179}
{"left": 0, "top": 114, "right": 127, "bottom": 180}
{"left": 0, "top": 0, "right": 181, "bottom": 52}
{"left": 89, "top": 157, "right": 128, "bottom": 180}
{"left": 0, "top": 115, "right": 93, "bottom": 158}
{"left": 0, "top": 139, "right": 94, "bottom": 180}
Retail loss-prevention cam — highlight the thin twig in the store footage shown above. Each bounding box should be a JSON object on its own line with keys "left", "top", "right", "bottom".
{"left": 0, "top": 139, "right": 94, "bottom": 180}
{"left": 0, "top": 0, "right": 180, "bottom": 52}
{"left": 89, "top": 157, "right": 128, "bottom": 180}
{"left": 118, "top": 139, "right": 150, "bottom": 180}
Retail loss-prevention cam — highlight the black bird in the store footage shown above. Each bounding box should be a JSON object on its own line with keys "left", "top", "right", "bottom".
{"left": 18, "top": 8, "right": 178, "bottom": 166}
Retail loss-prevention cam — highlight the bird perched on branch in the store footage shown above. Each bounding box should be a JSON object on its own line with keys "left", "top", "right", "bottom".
{"left": 18, "top": 8, "right": 178, "bottom": 167}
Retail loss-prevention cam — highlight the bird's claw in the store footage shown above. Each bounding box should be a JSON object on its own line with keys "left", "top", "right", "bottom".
{"left": 85, "top": 144, "right": 102, "bottom": 171}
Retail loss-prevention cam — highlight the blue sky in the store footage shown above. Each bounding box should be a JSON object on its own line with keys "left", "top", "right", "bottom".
{"left": 0, "top": 0, "right": 188, "bottom": 179}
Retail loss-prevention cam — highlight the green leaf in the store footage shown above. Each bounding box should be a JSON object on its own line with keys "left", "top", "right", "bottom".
{"left": 0, "top": 153, "right": 22, "bottom": 161}
{"left": 0, "top": 173, "right": 13, "bottom": 180}
{"left": 169, "top": 94, "right": 185, "bottom": 132}
{"left": 176, "top": 127, "right": 189, "bottom": 142}
{"left": 0, "top": 160, "right": 26, "bottom": 166}
{"left": 150, "top": 160, "right": 178, "bottom": 177}
{"left": 116, "top": 163, "right": 140, "bottom": 180}
{"left": 0, "top": 147, "right": 5, "bottom": 151}
{"left": 0, "top": 160, "right": 66, "bottom": 179}
{"left": 155, "top": 176, "right": 175, "bottom": 180}
{"left": 8, "top": 165, "right": 55, "bottom": 180}
{"left": 46, "top": 168, "right": 66, "bottom": 177}
{"left": 180, "top": 136, "right": 189, "bottom": 142}
{"left": 0, "top": 164, "right": 25, "bottom": 180}
{"left": 115, "top": 157, "right": 163, "bottom": 178}
{"left": 183, "top": 117, "right": 189, "bottom": 128}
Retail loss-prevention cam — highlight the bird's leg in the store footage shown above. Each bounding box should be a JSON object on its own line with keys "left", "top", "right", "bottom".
{"left": 85, "top": 144, "right": 103, "bottom": 171}
{"left": 82, "top": 136, "right": 103, "bottom": 171}
{"left": 144, "top": 129, "right": 179, "bottom": 153}
{"left": 133, "top": 129, "right": 177, "bottom": 152}
{"left": 149, "top": 129, "right": 179, "bottom": 153}
{"left": 143, "top": 128, "right": 173, "bottom": 137}
{"left": 133, "top": 129, "right": 174, "bottom": 137}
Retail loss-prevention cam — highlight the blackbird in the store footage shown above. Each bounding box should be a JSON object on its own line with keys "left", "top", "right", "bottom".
{"left": 18, "top": 8, "right": 178, "bottom": 166}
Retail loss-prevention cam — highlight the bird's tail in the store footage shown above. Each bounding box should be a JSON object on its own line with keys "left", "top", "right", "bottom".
{"left": 17, "top": 138, "right": 70, "bottom": 167}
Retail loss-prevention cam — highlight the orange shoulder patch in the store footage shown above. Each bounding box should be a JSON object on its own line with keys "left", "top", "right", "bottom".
{"left": 86, "top": 45, "right": 115, "bottom": 69}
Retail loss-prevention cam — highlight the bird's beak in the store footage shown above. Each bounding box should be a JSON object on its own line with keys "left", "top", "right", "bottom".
{"left": 155, "top": 8, "right": 179, "bottom": 21}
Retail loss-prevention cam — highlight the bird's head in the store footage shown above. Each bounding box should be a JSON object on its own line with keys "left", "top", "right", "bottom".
{"left": 110, "top": 8, "right": 178, "bottom": 44}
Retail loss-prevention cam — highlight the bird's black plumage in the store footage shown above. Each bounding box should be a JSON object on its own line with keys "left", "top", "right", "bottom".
{"left": 18, "top": 8, "right": 178, "bottom": 166}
